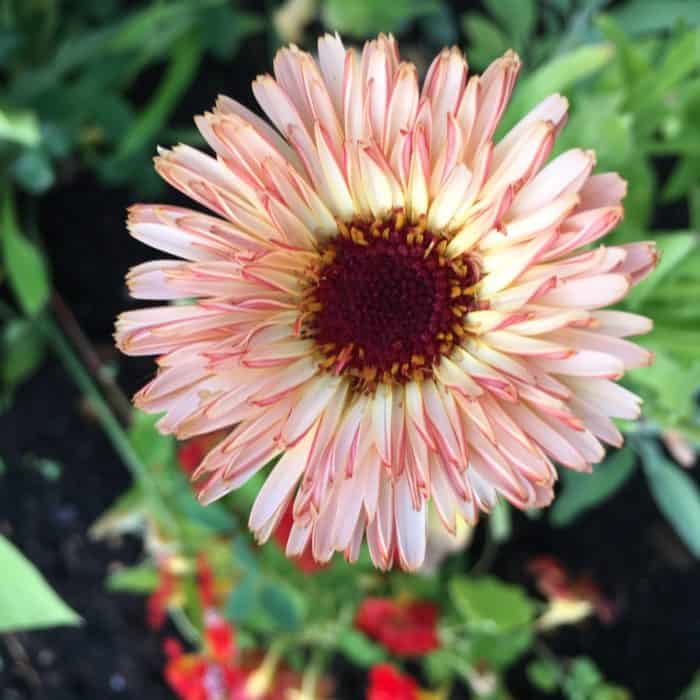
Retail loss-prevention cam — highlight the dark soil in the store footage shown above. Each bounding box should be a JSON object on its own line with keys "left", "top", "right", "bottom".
{"left": 1, "top": 8, "right": 700, "bottom": 700}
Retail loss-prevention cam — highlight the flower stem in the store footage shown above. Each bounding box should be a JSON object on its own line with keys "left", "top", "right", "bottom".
{"left": 37, "top": 313, "right": 178, "bottom": 532}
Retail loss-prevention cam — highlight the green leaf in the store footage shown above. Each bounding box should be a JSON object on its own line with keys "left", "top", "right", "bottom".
{"left": 0, "top": 187, "right": 50, "bottom": 315}
{"left": 106, "top": 563, "right": 159, "bottom": 593}
{"left": 502, "top": 44, "right": 614, "bottom": 133}
{"left": 470, "top": 627, "right": 533, "bottom": 669}
{"left": 1, "top": 320, "right": 46, "bottom": 390}
{"left": 322, "top": 0, "right": 441, "bottom": 38}
{"left": 258, "top": 579, "right": 306, "bottom": 632}
{"left": 563, "top": 657, "right": 603, "bottom": 700}
{"left": 0, "top": 535, "right": 81, "bottom": 632}
{"left": 0, "top": 108, "right": 41, "bottom": 147}
{"left": 449, "top": 575, "right": 536, "bottom": 633}
{"left": 489, "top": 499, "right": 512, "bottom": 542}
{"left": 639, "top": 438, "right": 700, "bottom": 557}
{"left": 226, "top": 575, "right": 260, "bottom": 624}
{"left": 462, "top": 14, "right": 511, "bottom": 70}
{"left": 679, "top": 670, "right": 700, "bottom": 700}
{"left": 11, "top": 148, "right": 55, "bottom": 194}
{"left": 112, "top": 32, "right": 202, "bottom": 162}
{"left": 528, "top": 658, "right": 562, "bottom": 693}
{"left": 128, "top": 410, "right": 176, "bottom": 467}
{"left": 172, "top": 480, "right": 237, "bottom": 533}
{"left": 337, "top": 629, "right": 388, "bottom": 667}
{"left": 591, "top": 685, "right": 632, "bottom": 700}
{"left": 484, "top": 0, "right": 536, "bottom": 47}
{"left": 608, "top": 1, "right": 700, "bottom": 36}
{"left": 551, "top": 448, "right": 637, "bottom": 527}
{"left": 625, "top": 233, "right": 698, "bottom": 309}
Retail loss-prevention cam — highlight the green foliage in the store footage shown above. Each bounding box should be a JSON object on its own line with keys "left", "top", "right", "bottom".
{"left": 679, "top": 671, "right": 700, "bottom": 700}
{"left": 1, "top": 3, "right": 700, "bottom": 697}
{"left": 551, "top": 448, "right": 637, "bottom": 527}
{"left": 0, "top": 535, "right": 81, "bottom": 632}
{"left": 321, "top": 0, "right": 443, "bottom": 39}
{"left": 638, "top": 437, "right": 700, "bottom": 557}
{"left": 449, "top": 575, "right": 536, "bottom": 633}
{"left": 1, "top": 318, "right": 45, "bottom": 408}
{"left": 528, "top": 658, "right": 562, "bottom": 693}
{"left": 106, "top": 563, "right": 160, "bottom": 594}
{"left": 0, "top": 186, "right": 50, "bottom": 315}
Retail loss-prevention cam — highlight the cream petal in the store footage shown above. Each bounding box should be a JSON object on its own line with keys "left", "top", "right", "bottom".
{"left": 249, "top": 429, "right": 316, "bottom": 534}
{"left": 318, "top": 33, "right": 346, "bottom": 115}
{"left": 394, "top": 475, "right": 426, "bottom": 571}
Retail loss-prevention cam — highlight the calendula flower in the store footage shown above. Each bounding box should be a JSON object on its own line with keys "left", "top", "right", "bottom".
{"left": 116, "top": 34, "right": 656, "bottom": 571}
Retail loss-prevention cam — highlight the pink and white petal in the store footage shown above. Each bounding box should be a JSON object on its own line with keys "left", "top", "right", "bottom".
{"left": 564, "top": 377, "right": 642, "bottom": 420}
{"left": 508, "top": 149, "right": 595, "bottom": 216}
{"left": 590, "top": 310, "right": 653, "bottom": 337}
{"left": 538, "top": 274, "right": 630, "bottom": 309}
{"left": 480, "top": 331, "right": 573, "bottom": 360}
{"left": 617, "top": 242, "right": 659, "bottom": 285}
{"left": 479, "top": 230, "right": 558, "bottom": 295}
{"left": 127, "top": 204, "right": 270, "bottom": 260}
{"left": 317, "top": 33, "right": 346, "bottom": 115}
{"left": 434, "top": 355, "right": 483, "bottom": 398}
{"left": 506, "top": 308, "right": 590, "bottom": 336}
{"left": 502, "top": 402, "right": 588, "bottom": 471}
{"left": 428, "top": 164, "right": 472, "bottom": 232}
{"left": 215, "top": 94, "right": 301, "bottom": 168}
{"left": 568, "top": 395, "right": 624, "bottom": 448}
{"left": 385, "top": 62, "right": 420, "bottom": 154}
{"left": 495, "top": 93, "right": 568, "bottom": 158}
{"left": 249, "top": 428, "right": 316, "bottom": 536}
{"left": 249, "top": 355, "right": 320, "bottom": 406}
{"left": 549, "top": 328, "right": 653, "bottom": 369}
{"left": 394, "top": 475, "right": 426, "bottom": 571}
{"left": 465, "top": 50, "right": 521, "bottom": 163}
{"left": 452, "top": 346, "right": 518, "bottom": 401}
{"left": 482, "top": 193, "right": 579, "bottom": 249}
{"left": 481, "top": 120, "right": 555, "bottom": 200}
{"left": 578, "top": 172, "right": 627, "bottom": 209}
{"left": 531, "top": 350, "right": 624, "bottom": 379}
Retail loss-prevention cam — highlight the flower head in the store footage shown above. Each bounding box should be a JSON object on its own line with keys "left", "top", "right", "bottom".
{"left": 355, "top": 597, "right": 439, "bottom": 656}
{"left": 116, "top": 33, "right": 656, "bottom": 571}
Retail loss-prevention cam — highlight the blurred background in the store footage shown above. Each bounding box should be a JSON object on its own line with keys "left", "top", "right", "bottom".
{"left": 1, "top": 1, "right": 700, "bottom": 699}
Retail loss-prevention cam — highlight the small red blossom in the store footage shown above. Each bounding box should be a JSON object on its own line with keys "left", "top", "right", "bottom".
{"left": 204, "top": 610, "right": 237, "bottom": 665}
{"left": 273, "top": 501, "right": 326, "bottom": 574}
{"left": 367, "top": 664, "right": 418, "bottom": 700}
{"left": 177, "top": 431, "right": 228, "bottom": 476}
{"left": 147, "top": 559, "right": 177, "bottom": 630}
{"left": 355, "top": 598, "right": 440, "bottom": 656}
{"left": 197, "top": 553, "right": 217, "bottom": 608}
{"left": 529, "top": 556, "right": 616, "bottom": 624}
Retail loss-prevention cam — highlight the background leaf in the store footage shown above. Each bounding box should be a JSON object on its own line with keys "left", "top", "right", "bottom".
{"left": 551, "top": 448, "right": 637, "bottom": 527}
{"left": 449, "top": 575, "right": 536, "bottom": 633}
{"left": 0, "top": 535, "right": 81, "bottom": 632}
{"left": 639, "top": 438, "right": 700, "bottom": 557}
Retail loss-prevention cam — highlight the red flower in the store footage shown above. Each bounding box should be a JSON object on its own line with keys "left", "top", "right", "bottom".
{"left": 529, "top": 556, "right": 616, "bottom": 624}
{"left": 177, "top": 431, "right": 228, "bottom": 476}
{"left": 367, "top": 665, "right": 418, "bottom": 700}
{"left": 197, "top": 553, "right": 217, "bottom": 609}
{"left": 355, "top": 598, "right": 440, "bottom": 656}
{"left": 147, "top": 559, "right": 177, "bottom": 630}
{"left": 163, "top": 637, "right": 209, "bottom": 700}
{"left": 273, "top": 501, "right": 326, "bottom": 574}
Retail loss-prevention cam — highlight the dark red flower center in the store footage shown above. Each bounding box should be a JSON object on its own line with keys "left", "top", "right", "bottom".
{"left": 303, "top": 210, "right": 480, "bottom": 389}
